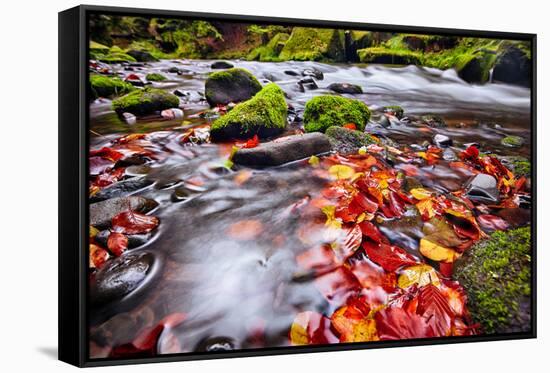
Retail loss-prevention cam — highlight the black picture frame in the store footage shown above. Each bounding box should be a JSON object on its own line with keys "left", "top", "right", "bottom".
{"left": 59, "top": 4, "right": 537, "bottom": 367}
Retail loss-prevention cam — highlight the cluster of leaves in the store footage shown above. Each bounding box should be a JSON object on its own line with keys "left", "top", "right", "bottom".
{"left": 289, "top": 145, "right": 494, "bottom": 344}
{"left": 88, "top": 133, "right": 161, "bottom": 269}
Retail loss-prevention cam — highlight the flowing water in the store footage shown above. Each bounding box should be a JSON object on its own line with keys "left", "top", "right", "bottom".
{"left": 89, "top": 60, "right": 531, "bottom": 356}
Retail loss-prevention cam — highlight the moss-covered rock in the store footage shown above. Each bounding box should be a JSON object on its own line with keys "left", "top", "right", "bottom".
{"left": 145, "top": 73, "right": 167, "bottom": 82}
{"left": 454, "top": 227, "right": 532, "bottom": 334}
{"left": 303, "top": 95, "right": 371, "bottom": 133}
{"left": 279, "top": 27, "right": 345, "bottom": 62}
{"left": 90, "top": 40, "right": 110, "bottom": 60}
{"left": 383, "top": 105, "right": 405, "bottom": 119}
{"left": 205, "top": 68, "right": 262, "bottom": 106}
{"left": 502, "top": 156, "right": 531, "bottom": 177}
{"left": 247, "top": 33, "right": 289, "bottom": 61}
{"left": 501, "top": 135, "right": 525, "bottom": 148}
{"left": 325, "top": 126, "right": 377, "bottom": 154}
{"left": 112, "top": 88, "right": 180, "bottom": 116}
{"left": 454, "top": 50, "right": 497, "bottom": 84}
{"left": 210, "top": 83, "right": 287, "bottom": 140}
{"left": 357, "top": 47, "right": 422, "bottom": 65}
{"left": 90, "top": 75, "right": 135, "bottom": 99}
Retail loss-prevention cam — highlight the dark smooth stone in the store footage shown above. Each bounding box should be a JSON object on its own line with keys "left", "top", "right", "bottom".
{"left": 211, "top": 61, "right": 234, "bottom": 69}
{"left": 90, "top": 177, "right": 153, "bottom": 202}
{"left": 301, "top": 67, "right": 324, "bottom": 80}
{"left": 90, "top": 196, "right": 158, "bottom": 228}
{"left": 327, "top": 82, "right": 363, "bottom": 94}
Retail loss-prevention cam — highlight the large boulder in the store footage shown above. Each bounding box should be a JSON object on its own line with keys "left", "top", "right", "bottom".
{"left": 127, "top": 49, "right": 158, "bottom": 62}
{"left": 233, "top": 133, "right": 332, "bottom": 166}
{"left": 247, "top": 33, "right": 290, "bottom": 61}
{"left": 455, "top": 50, "right": 497, "bottom": 84}
{"left": 327, "top": 83, "right": 363, "bottom": 94}
{"left": 279, "top": 27, "right": 345, "bottom": 62}
{"left": 493, "top": 46, "right": 531, "bottom": 87}
{"left": 357, "top": 47, "right": 422, "bottom": 65}
{"left": 90, "top": 75, "right": 135, "bottom": 99}
{"left": 303, "top": 95, "right": 371, "bottom": 133}
{"left": 454, "top": 227, "right": 532, "bottom": 334}
{"left": 112, "top": 88, "right": 180, "bottom": 116}
{"left": 325, "top": 126, "right": 377, "bottom": 154}
{"left": 205, "top": 68, "right": 262, "bottom": 106}
{"left": 210, "top": 83, "right": 287, "bottom": 140}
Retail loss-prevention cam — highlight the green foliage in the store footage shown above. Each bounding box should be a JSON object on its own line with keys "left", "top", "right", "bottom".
{"left": 303, "top": 95, "right": 371, "bottom": 133}
{"left": 90, "top": 75, "right": 135, "bottom": 99}
{"left": 112, "top": 87, "right": 180, "bottom": 116}
{"left": 210, "top": 83, "right": 287, "bottom": 140}
{"left": 247, "top": 33, "right": 290, "bottom": 61}
{"left": 501, "top": 135, "right": 525, "bottom": 148}
{"left": 146, "top": 73, "right": 167, "bottom": 82}
{"left": 357, "top": 47, "right": 422, "bottom": 65}
{"left": 279, "top": 27, "right": 345, "bottom": 61}
{"left": 454, "top": 227, "right": 532, "bottom": 334}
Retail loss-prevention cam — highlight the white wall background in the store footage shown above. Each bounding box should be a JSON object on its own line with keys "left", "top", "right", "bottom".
{"left": 0, "top": 0, "right": 547, "bottom": 371}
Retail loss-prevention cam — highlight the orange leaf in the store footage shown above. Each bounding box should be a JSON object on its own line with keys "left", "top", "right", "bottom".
{"left": 226, "top": 220, "right": 264, "bottom": 240}
{"left": 107, "top": 232, "right": 129, "bottom": 257}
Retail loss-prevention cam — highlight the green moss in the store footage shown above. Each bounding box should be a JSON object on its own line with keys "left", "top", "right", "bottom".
{"left": 357, "top": 47, "right": 422, "bottom": 65}
{"left": 510, "top": 157, "right": 531, "bottom": 177}
{"left": 90, "top": 75, "right": 135, "bottom": 99}
{"left": 454, "top": 227, "right": 532, "bottom": 334}
{"left": 303, "top": 95, "right": 371, "bottom": 133}
{"left": 383, "top": 105, "right": 404, "bottom": 119}
{"left": 247, "top": 33, "right": 289, "bottom": 61}
{"left": 279, "top": 27, "right": 345, "bottom": 61}
{"left": 112, "top": 87, "right": 180, "bottom": 116}
{"left": 501, "top": 135, "right": 525, "bottom": 148}
{"left": 98, "top": 48, "right": 137, "bottom": 63}
{"left": 325, "top": 126, "right": 377, "bottom": 154}
{"left": 210, "top": 83, "right": 287, "bottom": 140}
{"left": 146, "top": 73, "right": 167, "bottom": 82}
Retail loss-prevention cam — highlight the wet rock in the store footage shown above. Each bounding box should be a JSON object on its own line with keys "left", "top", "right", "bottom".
{"left": 146, "top": 73, "right": 167, "bottom": 82}
{"left": 383, "top": 105, "right": 404, "bottom": 119}
{"left": 325, "top": 126, "right": 377, "bottom": 154}
{"left": 233, "top": 133, "right": 331, "bottom": 167}
{"left": 90, "top": 196, "right": 157, "bottom": 228}
{"left": 90, "top": 75, "right": 135, "bottom": 100}
{"left": 167, "top": 66, "right": 181, "bottom": 74}
{"left": 95, "top": 230, "right": 150, "bottom": 249}
{"left": 112, "top": 88, "right": 180, "bottom": 116}
{"left": 298, "top": 77, "right": 318, "bottom": 90}
{"left": 454, "top": 227, "right": 531, "bottom": 334}
{"left": 493, "top": 46, "right": 531, "bottom": 87}
{"left": 465, "top": 174, "right": 500, "bottom": 204}
{"left": 90, "top": 177, "right": 154, "bottom": 202}
{"left": 127, "top": 50, "right": 158, "bottom": 62}
{"left": 205, "top": 68, "right": 262, "bottom": 106}
{"left": 211, "top": 61, "right": 234, "bottom": 69}
{"left": 90, "top": 252, "right": 155, "bottom": 305}
{"left": 122, "top": 112, "right": 136, "bottom": 125}
{"left": 161, "top": 108, "right": 184, "bottom": 120}
{"left": 501, "top": 135, "right": 524, "bottom": 148}
{"left": 421, "top": 114, "right": 446, "bottom": 128}
{"left": 196, "top": 337, "right": 236, "bottom": 352}
{"left": 210, "top": 83, "right": 287, "bottom": 140}
{"left": 124, "top": 74, "right": 145, "bottom": 87}
{"left": 442, "top": 148, "right": 458, "bottom": 161}
{"left": 378, "top": 115, "right": 391, "bottom": 128}
{"left": 327, "top": 83, "right": 363, "bottom": 94}
{"left": 433, "top": 134, "right": 453, "bottom": 147}
{"left": 302, "top": 67, "right": 324, "bottom": 80}
{"left": 284, "top": 70, "right": 300, "bottom": 76}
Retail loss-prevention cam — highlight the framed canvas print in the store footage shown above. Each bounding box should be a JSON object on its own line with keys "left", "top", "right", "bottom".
{"left": 58, "top": 5, "right": 536, "bottom": 367}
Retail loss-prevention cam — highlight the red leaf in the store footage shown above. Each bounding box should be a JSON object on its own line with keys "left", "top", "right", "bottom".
{"left": 335, "top": 224, "right": 363, "bottom": 261}
{"left": 90, "top": 147, "right": 124, "bottom": 162}
{"left": 89, "top": 244, "right": 109, "bottom": 269}
{"left": 363, "top": 241, "right": 418, "bottom": 272}
{"left": 374, "top": 307, "right": 435, "bottom": 340}
{"left": 296, "top": 245, "right": 337, "bottom": 271}
{"left": 107, "top": 232, "right": 128, "bottom": 256}
{"left": 358, "top": 221, "right": 387, "bottom": 243}
{"left": 416, "top": 284, "right": 454, "bottom": 337}
{"left": 351, "top": 192, "right": 379, "bottom": 214}
{"left": 314, "top": 267, "right": 362, "bottom": 304}
{"left": 460, "top": 145, "right": 479, "bottom": 161}
{"left": 343, "top": 123, "right": 357, "bottom": 130}
{"left": 112, "top": 211, "right": 159, "bottom": 235}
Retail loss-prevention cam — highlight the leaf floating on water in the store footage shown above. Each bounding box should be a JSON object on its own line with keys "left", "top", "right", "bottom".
{"left": 89, "top": 243, "right": 109, "bottom": 269}
{"left": 233, "top": 170, "right": 253, "bottom": 185}
{"left": 308, "top": 155, "right": 320, "bottom": 167}
{"left": 107, "top": 232, "right": 129, "bottom": 257}
{"left": 226, "top": 220, "right": 264, "bottom": 241}
{"left": 374, "top": 307, "right": 435, "bottom": 340}
{"left": 331, "top": 297, "right": 379, "bottom": 342}
{"left": 289, "top": 311, "right": 338, "bottom": 345}
{"left": 419, "top": 238, "right": 460, "bottom": 263}
{"left": 321, "top": 205, "right": 342, "bottom": 229}
{"left": 112, "top": 211, "right": 159, "bottom": 235}
{"left": 398, "top": 264, "right": 441, "bottom": 289}
{"left": 329, "top": 165, "right": 355, "bottom": 180}
{"left": 363, "top": 241, "right": 418, "bottom": 272}
{"left": 416, "top": 284, "right": 455, "bottom": 337}
{"left": 410, "top": 188, "right": 433, "bottom": 201}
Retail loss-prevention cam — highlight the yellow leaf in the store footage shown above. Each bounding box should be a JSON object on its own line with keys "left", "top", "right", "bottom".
{"left": 321, "top": 205, "right": 342, "bottom": 229}
{"left": 358, "top": 146, "right": 367, "bottom": 155}
{"left": 410, "top": 188, "right": 433, "bottom": 200}
{"left": 416, "top": 198, "right": 436, "bottom": 219}
{"left": 308, "top": 155, "right": 320, "bottom": 167}
{"left": 89, "top": 225, "right": 99, "bottom": 238}
{"left": 398, "top": 264, "right": 440, "bottom": 289}
{"left": 420, "top": 238, "right": 460, "bottom": 263}
{"left": 289, "top": 312, "right": 310, "bottom": 345}
{"left": 329, "top": 165, "right": 355, "bottom": 180}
